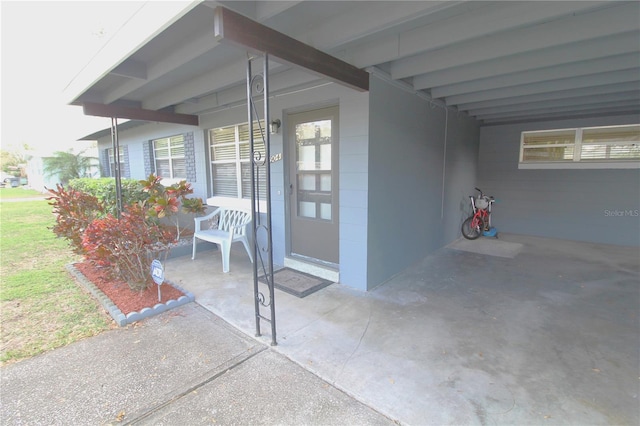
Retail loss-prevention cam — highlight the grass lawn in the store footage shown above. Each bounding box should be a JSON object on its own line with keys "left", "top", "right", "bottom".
{"left": 0, "top": 187, "right": 44, "bottom": 199}
{"left": 0, "top": 197, "right": 112, "bottom": 365}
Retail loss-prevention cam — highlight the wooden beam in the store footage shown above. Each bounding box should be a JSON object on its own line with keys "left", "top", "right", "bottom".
{"left": 82, "top": 102, "right": 199, "bottom": 126}
{"left": 213, "top": 6, "right": 369, "bottom": 92}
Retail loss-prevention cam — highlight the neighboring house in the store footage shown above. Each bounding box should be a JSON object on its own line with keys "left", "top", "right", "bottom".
{"left": 68, "top": 1, "right": 640, "bottom": 291}
{"left": 25, "top": 157, "right": 57, "bottom": 192}
{"left": 25, "top": 148, "right": 101, "bottom": 193}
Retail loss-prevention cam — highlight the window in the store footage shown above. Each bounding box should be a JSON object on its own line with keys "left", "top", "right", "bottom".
{"left": 107, "top": 147, "right": 125, "bottom": 177}
{"left": 520, "top": 124, "right": 640, "bottom": 169}
{"left": 153, "top": 135, "right": 185, "bottom": 179}
{"left": 208, "top": 122, "right": 266, "bottom": 199}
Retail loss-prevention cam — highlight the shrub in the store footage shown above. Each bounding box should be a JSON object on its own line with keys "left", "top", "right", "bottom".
{"left": 47, "top": 184, "right": 105, "bottom": 254}
{"left": 49, "top": 175, "right": 205, "bottom": 292}
{"left": 82, "top": 203, "right": 174, "bottom": 291}
{"left": 69, "top": 178, "right": 149, "bottom": 217}
{"left": 139, "top": 174, "right": 206, "bottom": 239}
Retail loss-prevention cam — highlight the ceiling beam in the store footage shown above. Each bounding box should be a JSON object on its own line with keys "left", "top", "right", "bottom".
{"left": 349, "top": 1, "right": 610, "bottom": 69}
{"left": 445, "top": 69, "right": 639, "bottom": 105}
{"left": 391, "top": 2, "right": 640, "bottom": 79}
{"left": 431, "top": 52, "right": 640, "bottom": 98}
{"left": 213, "top": 6, "right": 369, "bottom": 92}
{"left": 176, "top": 67, "right": 321, "bottom": 115}
{"left": 103, "top": 25, "right": 221, "bottom": 105}
{"left": 468, "top": 91, "right": 640, "bottom": 117}
{"left": 110, "top": 58, "right": 147, "bottom": 80}
{"left": 413, "top": 31, "right": 640, "bottom": 90}
{"left": 481, "top": 107, "right": 640, "bottom": 125}
{"left": 477, "top": 104, "right": 640, "bottom": 123}
{"left": 82, "top": 102, "right": 199, "bottom": 126}
{"left": 456, "top": 81, "right": 640, "bottom": 111}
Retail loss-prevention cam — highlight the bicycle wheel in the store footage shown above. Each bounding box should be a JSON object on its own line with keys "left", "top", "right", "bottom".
{"left": 461, "top": 216, "right": 483, "bottom": 240}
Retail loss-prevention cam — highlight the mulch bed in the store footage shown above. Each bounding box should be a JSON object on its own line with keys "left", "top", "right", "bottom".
{"left": 74, "top": 262, "right": 185, "bottom": 315}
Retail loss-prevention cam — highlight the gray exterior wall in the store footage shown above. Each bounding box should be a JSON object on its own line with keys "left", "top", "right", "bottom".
{"left": 478, "top": 114, "right": 640, "bottom": 247}
{"left": 91, "top": 78, "right": 483, "bottom": 291}
{"left": 367, "top": 76, "right": 480, "bottom": 289}
{"left": 198, "top": 83, "right": 370, "bottom": 290}
{"left": 96, "top": 123, "right": 206, "bottom": 195}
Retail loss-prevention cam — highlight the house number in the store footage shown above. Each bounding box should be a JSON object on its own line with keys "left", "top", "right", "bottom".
{"left": 270, "top": 153, "right": 282, "bottom": 163}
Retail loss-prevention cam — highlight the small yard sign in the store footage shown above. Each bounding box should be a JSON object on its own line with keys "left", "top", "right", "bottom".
{"left": 151, "top": 259, "right": 164, "bottom": 285}
{"left": 151, "top": 259, "right": 164, "bottom": 301}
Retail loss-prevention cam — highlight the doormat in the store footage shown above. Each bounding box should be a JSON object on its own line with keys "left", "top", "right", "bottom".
{"left": 259, "top": 268, "right": 333, "bottom": 298}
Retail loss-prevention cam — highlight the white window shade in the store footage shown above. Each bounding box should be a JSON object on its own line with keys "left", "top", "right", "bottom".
{"left": 519, "top": 125, "right": 640, "bottom": 169}
{"left": 209, "top": 121, "right": 266, "bottom": 199}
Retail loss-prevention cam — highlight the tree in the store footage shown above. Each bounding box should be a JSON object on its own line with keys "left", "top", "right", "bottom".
{"left": 43, "top": 149, "right": 97, "bottom": 186}
{"left": 1, "top": 144, "right": 32, "bottom": 176}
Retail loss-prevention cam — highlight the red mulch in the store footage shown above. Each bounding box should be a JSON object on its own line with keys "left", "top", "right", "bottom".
{"left": 74, "top": 262, "right": 185, "bottom": 315}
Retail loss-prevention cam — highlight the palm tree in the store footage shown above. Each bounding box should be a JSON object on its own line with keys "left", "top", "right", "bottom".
{"left": 43, "top": 149, "right": 97, "bottom": 185}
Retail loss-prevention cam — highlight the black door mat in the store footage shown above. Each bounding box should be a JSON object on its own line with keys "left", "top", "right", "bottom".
{"left": 259, "top": 268, "right": 333, "bottom": 298}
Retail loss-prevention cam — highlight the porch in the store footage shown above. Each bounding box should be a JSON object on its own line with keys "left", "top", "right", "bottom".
{"left": 164, "top": 233, "right": 639, "bottom": 425}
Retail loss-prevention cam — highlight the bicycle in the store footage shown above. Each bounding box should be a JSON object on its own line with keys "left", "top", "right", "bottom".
{"left": 461, "top": 187, "right": 496, "bottom": 240}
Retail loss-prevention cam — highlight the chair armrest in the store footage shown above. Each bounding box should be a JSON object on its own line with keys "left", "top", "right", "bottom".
{"left": 194, "top": 207, "right": 221, "bottom": 232}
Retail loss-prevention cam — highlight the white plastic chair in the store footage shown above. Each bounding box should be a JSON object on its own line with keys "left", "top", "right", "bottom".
{"left": 192, "top": 207, "right": 253, "bottom": 273}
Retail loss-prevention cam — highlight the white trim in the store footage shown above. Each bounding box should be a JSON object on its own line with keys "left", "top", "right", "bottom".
{"left": 206, "top": 196, "right": 267, "bottom": 212}
{"left": 519, "top": 161, "right": 640, "bottom": 170}
{"left": 519, "top": 124, "right": 640, "bottom": 167}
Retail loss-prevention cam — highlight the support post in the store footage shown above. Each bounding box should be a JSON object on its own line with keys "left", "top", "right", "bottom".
{"left": 110, "top": 117, "right": 123, "bottom": 218}
{"left": 248, "top": 54, "right": 277, "bottom": 346}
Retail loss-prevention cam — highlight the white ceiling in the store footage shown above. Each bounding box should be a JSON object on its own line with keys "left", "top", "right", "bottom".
{"left": 69, "top": 0, "right": 640, "bottom": 126}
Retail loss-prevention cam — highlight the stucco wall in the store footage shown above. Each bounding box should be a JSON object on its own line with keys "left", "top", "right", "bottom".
{"left": 478, "top": 114, "right": 640, "bottom": 247}
{"left": 367, "top": 76, "right": 480, "bottom": 289}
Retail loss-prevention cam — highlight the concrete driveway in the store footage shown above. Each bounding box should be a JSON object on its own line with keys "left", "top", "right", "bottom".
{"left": 166, "top": 233, "right": 639, "bottom": 425}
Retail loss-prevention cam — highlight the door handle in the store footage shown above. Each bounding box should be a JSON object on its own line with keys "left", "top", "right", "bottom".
{"left": 288, "top": 183, "right": 293, "bottom": 195}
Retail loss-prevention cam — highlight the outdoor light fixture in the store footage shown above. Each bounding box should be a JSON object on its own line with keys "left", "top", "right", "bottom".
{"left": 270, "top": 119, "right": 281, "bottom": 134}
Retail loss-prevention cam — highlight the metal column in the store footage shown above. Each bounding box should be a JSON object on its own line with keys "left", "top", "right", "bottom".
{"left": 247, "top": 54, "right": 277, "bottom": 345}
{"left": 109, "top": 117, "right": 124, "bottom": 217}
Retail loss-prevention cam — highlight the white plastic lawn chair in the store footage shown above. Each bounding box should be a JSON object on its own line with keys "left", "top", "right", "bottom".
{"left": 192, "top": 207, "right": 253, "bottom": 273}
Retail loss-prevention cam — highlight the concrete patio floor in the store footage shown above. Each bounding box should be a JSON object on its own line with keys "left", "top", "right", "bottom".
{"left": 165, "top": 233, "right": 639, "bottom": 425}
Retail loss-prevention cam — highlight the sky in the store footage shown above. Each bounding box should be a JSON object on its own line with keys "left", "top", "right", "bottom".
{"left": 1, "top": 1, "right": 145, "bottom": 156}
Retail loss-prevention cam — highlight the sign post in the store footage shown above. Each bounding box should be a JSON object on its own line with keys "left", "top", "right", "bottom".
{"left": 150, "top": 259, "right": 164, "bottom": 302}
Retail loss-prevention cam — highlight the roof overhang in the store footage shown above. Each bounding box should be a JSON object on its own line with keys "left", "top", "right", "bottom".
{"left": 67, "top": 1, "right": 640, "bottom": 128}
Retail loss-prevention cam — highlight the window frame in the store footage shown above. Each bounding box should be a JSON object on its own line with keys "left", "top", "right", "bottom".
{"left": 153, "top": 134, "right": 186, "bottom": 180}
{"left": 207, "top": 121, "right": 266, "bottom": 204}
{"left": 107, "top": 147, "right": 125, "bottom": 177}
{"left": 519, "top": 124, "right": 640, "bottom": 169}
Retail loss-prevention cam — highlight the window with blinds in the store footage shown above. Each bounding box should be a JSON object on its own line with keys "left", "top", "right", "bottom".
{"left": 209, "top": 122, "right": 266, "bottom": 199}
{"left": 520, "top": 124, "right": 639, "bottom": 168}
{"left": 153, "top": 135, "right": 185, "bottom": 179}
{"left": 107, "top": 147, "right": 126, "bottom": 177}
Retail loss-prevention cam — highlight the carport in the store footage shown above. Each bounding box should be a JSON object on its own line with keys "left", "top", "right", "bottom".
{"left": 165, "top": 233, "right": 639, "bottom": 424}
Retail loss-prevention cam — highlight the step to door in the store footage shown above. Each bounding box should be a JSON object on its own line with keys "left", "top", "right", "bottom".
{"left": 283, "top": 257, "right": 339, "bottom": 283}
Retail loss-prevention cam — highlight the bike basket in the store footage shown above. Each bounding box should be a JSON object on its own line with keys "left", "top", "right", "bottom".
{"left": 475, "top": 197, "right": 489, "bottom": 210}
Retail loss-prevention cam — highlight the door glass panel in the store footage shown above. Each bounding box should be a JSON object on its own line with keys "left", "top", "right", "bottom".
{"left": 295, "top": 118, "right": 333, "bottom": 221}
{"left": 299, "top": 174, "right": 316, "bottom": 191}
{"left": 299, "top": 201, "right": 316, "bottom": 218}
{"left": 298, "top": 145, "right": 316, "bottom": 170}
{"left": 320, "top": 203, "right": 332, "bottom": 220}
{"left": 320, "top": 174, "right": 331, "bottom": 191}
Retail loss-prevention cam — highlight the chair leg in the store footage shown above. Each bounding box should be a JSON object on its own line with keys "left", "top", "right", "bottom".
{"left": 192, "top": 237, "right": 197, "bottom": 260}
{"left": 221, "top": 241, "right": 230, "bottom": 273}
